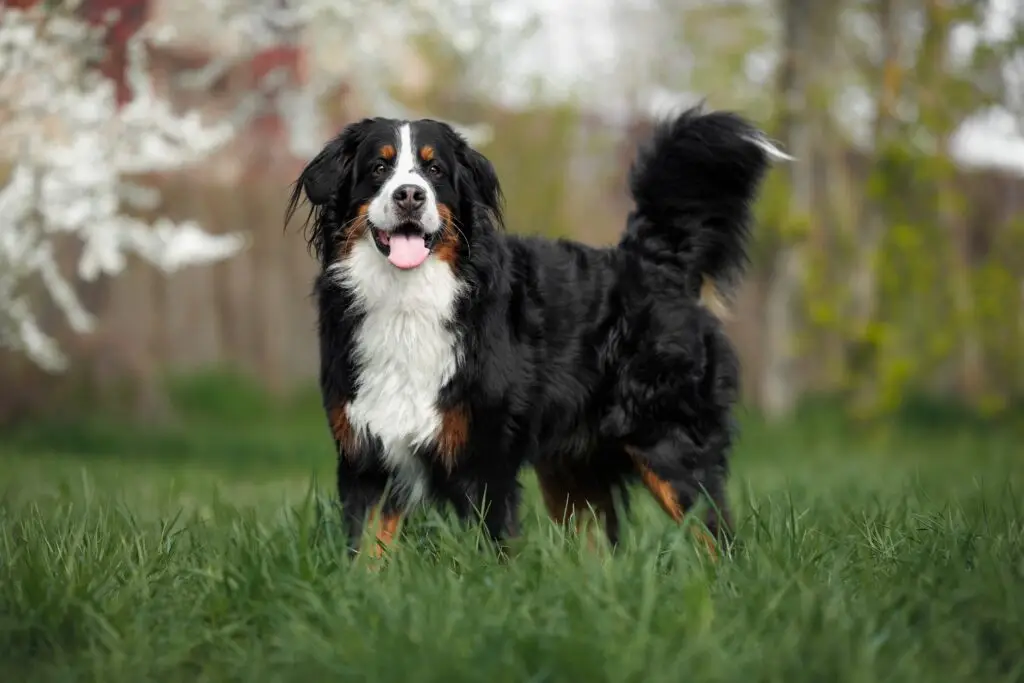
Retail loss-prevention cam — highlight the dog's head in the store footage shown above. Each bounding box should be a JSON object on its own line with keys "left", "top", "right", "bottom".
{"left": 286, "top": 117, "right": 503, "bottom": 271}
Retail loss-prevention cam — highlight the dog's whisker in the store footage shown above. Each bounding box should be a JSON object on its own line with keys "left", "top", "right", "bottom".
{"left": 336, "top": 214, "right": 368, "bottom": 258}
{"left": 447, "top": 215, "right": 471, "bottom": 261}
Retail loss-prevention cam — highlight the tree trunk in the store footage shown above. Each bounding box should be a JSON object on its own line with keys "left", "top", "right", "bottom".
{"left": 760, "top": 0, "right": 814, "bottom": 420}
{"left": 808, "top": 3, "right": 843, "bottom": 392}
{"left": 922, "top": 0, "right": 984, "bottom": 401}
{"left": 947, "top": 170, "right": 984, "bottom": 401}
{"left": 847, "top": 0, "right": 903, "bottom": 410}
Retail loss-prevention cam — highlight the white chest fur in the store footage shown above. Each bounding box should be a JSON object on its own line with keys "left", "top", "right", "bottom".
{"left": 334, "top": 237, "right": 465, "bottom": 504}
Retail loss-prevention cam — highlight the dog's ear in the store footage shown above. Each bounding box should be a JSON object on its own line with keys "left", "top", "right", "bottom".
{"left": 460, "top": 145, "right": 504, "bottom": 228}
{"left": 440, "top": 123, "right": 504, "bottom": 229}
{"left": 287, "top": 118, "right": 370, "bottom": 210}
{"left": 285, "top": 119, "right": 372, "bottom": 258}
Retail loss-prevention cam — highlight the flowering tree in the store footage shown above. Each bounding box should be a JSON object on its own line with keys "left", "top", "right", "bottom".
{"left": 0, "top": 0, "right": 510, "bottom": 374}
{"left": 0, "top": 2, "right": 246, "bottom": 371}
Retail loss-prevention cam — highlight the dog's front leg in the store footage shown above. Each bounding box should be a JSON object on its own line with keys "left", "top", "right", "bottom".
{"left": 449, "top": 473, "right": 522, "bottom": 554}
{"left": 336, "top": 451, "right": 398, "bottom": 558}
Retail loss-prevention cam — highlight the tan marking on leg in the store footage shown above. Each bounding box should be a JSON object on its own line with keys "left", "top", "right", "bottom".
{"left": 627, "top": 447, "right": 719, "bottom": 559}
{"left": 366, "top": 508, "right": 402, "bottom": 561}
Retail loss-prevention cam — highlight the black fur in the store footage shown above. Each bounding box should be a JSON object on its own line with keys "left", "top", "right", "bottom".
{"left": 286, "top": 107, "right": 780, "bottom": 554}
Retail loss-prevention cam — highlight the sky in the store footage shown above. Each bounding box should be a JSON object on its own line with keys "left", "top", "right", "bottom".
{"left": 492, "top": 0, "right": 622, "bottom": 105}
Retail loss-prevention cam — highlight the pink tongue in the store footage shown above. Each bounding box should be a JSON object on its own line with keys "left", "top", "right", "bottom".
{"left": 387, "top": 234, "right": 430, "bottom": 269}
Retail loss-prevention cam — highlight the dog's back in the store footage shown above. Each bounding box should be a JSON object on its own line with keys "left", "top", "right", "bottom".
{"left": 519, "top": 106, "right": 785, "bottom": 548}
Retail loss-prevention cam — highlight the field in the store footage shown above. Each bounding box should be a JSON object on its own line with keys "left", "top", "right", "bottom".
{"left": 2, "top": 377, "right": 1023, "bottom": 683}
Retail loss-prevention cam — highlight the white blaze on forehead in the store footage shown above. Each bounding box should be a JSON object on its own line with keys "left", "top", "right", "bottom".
{"left": 367, "top": 123, "right": 442, "bottom": 234}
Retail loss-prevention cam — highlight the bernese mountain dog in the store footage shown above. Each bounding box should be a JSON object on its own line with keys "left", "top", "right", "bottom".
{"left": 285, "top": 106, "right": 786, "bottom": 557}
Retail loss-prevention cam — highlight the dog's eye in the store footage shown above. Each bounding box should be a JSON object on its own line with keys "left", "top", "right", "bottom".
{"left": 427, "top": 163, "right": 444, "bottom": 179}
{"left": 371, "top": 161, "right": 387, "bottom": 178}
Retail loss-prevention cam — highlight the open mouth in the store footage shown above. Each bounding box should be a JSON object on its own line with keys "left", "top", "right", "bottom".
{"left": 371, "top": 223, "right": 439, "bottom": 270}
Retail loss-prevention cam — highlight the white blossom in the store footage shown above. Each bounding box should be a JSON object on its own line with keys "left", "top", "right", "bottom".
{"left": 0, "top": 4, "right": 246, "bottom": 371}
{"left": 0, "top": 0, "right": 501, "bottom": 372}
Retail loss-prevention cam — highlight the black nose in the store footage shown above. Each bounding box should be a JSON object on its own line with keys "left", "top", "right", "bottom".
{"left": 392, "top": 184, "right": 426, "bottom": 214}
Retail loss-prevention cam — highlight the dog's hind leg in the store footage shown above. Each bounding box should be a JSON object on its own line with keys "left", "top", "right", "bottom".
{"left": 696, "top": 467, "right": 735, "bottom": 546}
{"left": 535, "top": 462, "right": 622, "bottom": 549}
{"left": 625, "top": 432, "right": 732, "bottom": 558}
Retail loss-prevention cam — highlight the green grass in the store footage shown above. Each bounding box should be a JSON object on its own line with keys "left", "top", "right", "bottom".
{"left": 2, "top": 379, "right": 1023, "bottom": 682}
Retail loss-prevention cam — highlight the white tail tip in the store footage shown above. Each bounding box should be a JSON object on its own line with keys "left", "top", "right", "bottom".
{"left": 746, "top": 134, "right": 795, "bottom": 162}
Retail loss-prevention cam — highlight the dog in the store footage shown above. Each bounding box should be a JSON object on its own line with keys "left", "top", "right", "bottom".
{"left": 285, "top": 106, "right": 786, "bottom": 557}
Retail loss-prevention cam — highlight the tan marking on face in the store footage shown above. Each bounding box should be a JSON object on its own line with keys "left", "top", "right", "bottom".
{"left": 433, "top": 204, "right": 460, "bottom": 266}
{"left": 336, "top": 203, "right": 370, "bottom": 260}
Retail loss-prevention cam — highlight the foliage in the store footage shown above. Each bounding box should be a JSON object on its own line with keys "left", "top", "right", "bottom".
{"left": 772, "top": 0, "right": 1024, "bottom": 418}
{"left": 477, "top": 105, "right": 583, "bottom": 238}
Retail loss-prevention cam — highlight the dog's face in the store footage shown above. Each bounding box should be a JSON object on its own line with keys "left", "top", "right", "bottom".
{"left": 287, "top": 117, "right": 503, "bottom": 271}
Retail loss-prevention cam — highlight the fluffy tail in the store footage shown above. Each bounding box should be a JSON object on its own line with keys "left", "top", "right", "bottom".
{"left": 619, "top": 105, "right": 789, "bottom": 304}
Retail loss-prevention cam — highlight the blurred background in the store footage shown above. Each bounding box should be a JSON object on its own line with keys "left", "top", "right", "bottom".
{"left": 4, "top": 7, "right": 1023, "bottom": 676}
{"left": 2, "top": 0, "right": 1023, "bottom": 428}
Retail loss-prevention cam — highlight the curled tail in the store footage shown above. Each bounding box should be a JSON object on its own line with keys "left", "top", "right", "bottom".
{"left": 618, "top": 105, "right": 789, "bottom": 303}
